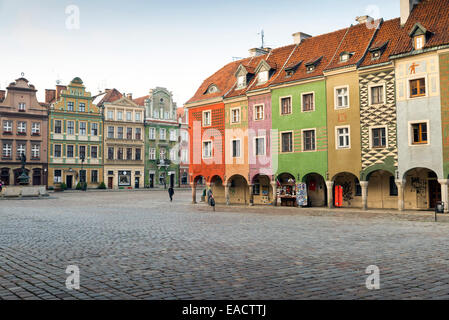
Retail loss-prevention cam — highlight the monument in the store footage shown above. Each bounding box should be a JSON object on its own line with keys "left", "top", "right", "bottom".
{"left": 18, "top": 153, "right": 30, "bottom": 185}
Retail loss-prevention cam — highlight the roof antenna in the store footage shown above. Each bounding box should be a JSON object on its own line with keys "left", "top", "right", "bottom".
{"left": 258, "top": 29, "right": 265, "bottom": 48}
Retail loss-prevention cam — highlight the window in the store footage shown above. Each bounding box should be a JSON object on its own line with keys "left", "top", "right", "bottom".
{"left": 108, "top": 126, "right": 114, "bottom": 139}
{"left": 237, "top": 75, "right": 245, "bottom": 88}
{"left": 203, "top": 141, "right": 212, "bottom": 158}
{"left": 281, "top": 132, "right": 293, "bottom": 153}
{"left": 336, "top": 126, "right": 350, "bottom": 149}
{"left": 127, "top": 127, "right": 133, "bottom": 140}
{"left": 371, "top": 127, "right": 386, "bottom": 148}
{"left": 254, "top": 105, "right": 264, "bottom": 121}
{"left": 340, "top": 53, "right": 350, "bottom": 62}
{"left": 302, "top": 93, "right": 314, "bottom": 112}
{"left": 149, "top": 148, "right": 156, "bottom": 160}
{"left": 135, "top": 148, "right": 141, "bottom": 161}
{"left": 255, "top": 137, "right": 265, "bottom": 156}
{"left": 91, "top": 170, "right": 98, "bottom": 183}
{"left": 414, "top": 35, "right": 425, "bottom": 50}
{"left": 135, "top": 112, "right": 141, "bottom": 121}
{"left": 18, "top": 121, "right": 26, "bottom": 134}
{"left": 232, "top": 139, "right": 240, "bottom": 158}
{"left": 281, "top": 97, "right": 292, "bottom": 115}
{"left": 91, "top": 146, "right": 98, "bottom": 159}
{"left": 54, "top": 170, "right": 62, "bottom": 183}
{"left": 3, "top": 120, "right": 12, "bottom": 133}
{"left": 303, "top": 130, "right": 316, "bottom": 151}
{"left": 117, "top": 111, "right": 123, "bottom": 120}
{"left": 67, "top": 145, "right": 74, "bottom": 158}
{"left": 160, "top": 128, "right": 166, "bottom": 140}
{"left": 117, "top": 127, "right": 123, "bottom": 139}
{"left": 117, "top": 148, "right": 123, "bottom": 160}
{"left": 170, "top": 148, "right": 177, "bottom": 161}
{"left": 67, "top": 102, "right": 74, "bottom": 112}
{"left": 107, "top": 110, "right": 114, "bottom": 120}
{"left": 108, "top": 147, "right": 114, "bottom": 160}
{"left": 164, "top": 111, "right": 170, "bottom": 120}
{"left": 335, "top": 87, "right": 349, "bottom": 108}
{"left": 18, "top": 102, "right": 26, "bottom": 111}
{"left": 170, "top": 129, "right": 177, "bottom": 141}
{"left": 355, "top": 179, "right": 362, "bottom": 196}
{"left": 389, "top": 176, "right": 398, "bottom": 196}
{"left": 181, "top": 149, "right": 188, "bottom": 162}
{"left": 79, "top": 103, "right": 85, "bottom": 112}
{"left": 370, "top": 85, "right": 384, "bottom": 105}
{"left": 258, "top": 71, "right": 268, "bottom": 84}
{"left": 65, "top": 121, "right": 73, "bottom": 135}
{"left": 231, "top": 108, "right": 240, "bottom": 123}
{"left": 79, "top": 146, "right": 86, "bottom": 159}
{"left": 410, "top": 78, "right": 426, "bottom": 98}
{"left": 126, "top": 148, "right": 132, "bottom": 160}
{"left": 371, "top": 50, "right": 381, "bottom": 60}
{"left": 411, "top": 122, "right": 428, "bottom": 145}
{"left": 79, "top": 122, "right": 86, "bottom": 136}
{"left": 126, "top": 112, "right": 132, "bottom": 121}
{"left": 149, "top": 127, "right": 156, "bottom": 140}
{"left": 17, "top": 143, "right": 26, "bottom": 158}
{"left": 2, "top": 143, "right": 12, "bottom": 158}
{"left": 32, "top": 123, "right": 40, "bottom": 135}
{"left": 307, "top": 65, "right": 315, "bottom": 73}
{"left": 181, "top": 130, "right": 188, "bottom": 142}
{"left": 153, "top": 109, "right": 159, "bottom": 118}
{"left": 31, "top": 144, "right": 40, "bottom": 159}
{"left": 203, "top": 111, "right": 211, "bottom": 127}
{"left": 135, "top": 128, "right": 141, "bottom": 140}
{"left": 54, "top": 145, "right": 62, "bottom": 158}
{"left": 91, "top": 123, "right": 98, "bottom": 136}
{"left": 160, "top": 148, "right": 166, "bottom": 160}
{"left": 54, "top": 120, "right": 62, "bottom": 134}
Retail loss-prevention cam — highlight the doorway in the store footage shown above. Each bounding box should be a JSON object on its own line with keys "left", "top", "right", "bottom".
{"left": 429, "top": 179, "right": 441, "bottom": 209}
{"left": 170, "top": 174, "right": 175, "bottom": 188}
{"left": 135, "top": 177, "right": 140, "bottom": 189}
{"left": 32, "top": 169, "right": 41, "bottom": 186}
{"left": 66, "top": 175, "right": 73, "bottom": 189}
{"left": 150, "top": 174, "right": 154, "bottom": 188}
{"left": 108, "top": 177, "right": 113, "bottom": 189}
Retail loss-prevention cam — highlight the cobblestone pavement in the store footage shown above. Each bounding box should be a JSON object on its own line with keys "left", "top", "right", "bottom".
{"left": 1, "top": 190, "right": 449, "bottom": 300}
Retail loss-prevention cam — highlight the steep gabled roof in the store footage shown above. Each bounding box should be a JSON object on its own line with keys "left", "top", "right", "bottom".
{"left": 391, "top": 0, "right": 449, "bottom": 56}
{"left": 133, "top": 95, "right": 149, "bottom": 106}
{"left": 95, "top": 88, "right": 123, "bottom": 106}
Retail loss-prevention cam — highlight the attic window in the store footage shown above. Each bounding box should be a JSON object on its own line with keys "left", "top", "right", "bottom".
{"left": 307, "top": 65, "right": 315, "bottom": 73}
{"left": 286, "top": 70, "right": 294, "bottom": 77}
{"left": 340, "top": 52, "right": 353, "bottom": 62}
{"left": 371, "top": 50, "right": 381, "bottom": 60}
{"left": 207, "top": 85, "right": 219, "bottom": 94}
{"left": 237, "top": 75, "right": 246, "bottom": 89}
{"left": 414, "top": 35, "right": 425, "bottom": 50}
{"left": 258, "top": 71, "right": 268, "bottom": 84}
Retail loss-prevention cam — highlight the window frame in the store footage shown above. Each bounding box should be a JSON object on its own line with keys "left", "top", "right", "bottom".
{"left": 301, "top": 92, "right": 315, "bottom": 112}
{"left": 369, "top": 125, "right": 388, "bottom": 149}
{"left": 79, "top": 122, "right": 87, "bottom": 136}
{"left": 279, "top": 96, "right": 293, "bottom": 116}
{"left": 334, "top": 85, "right": 350, "bottom": 109}
{"left": 254, "top": 136, "right": 266, "bottom": 156}
{"left": 408, "top": 77, "right": 427, "bottom": 99}
{"left": 280, "top": 131, "right": 294, "bottom": 153}
{"left": 54, "top": 144, "right": 62, "bottom": 158}
{"left": 202, "top": 140, "right": 213, "bottom": 159}
{"left": 335, "top": 125, "right": 351, "bottom": 149}
{"left": 368, "top": 83, "right": 386, "bottom": 106}
{"left": 67, "top": 145, "right": 75, "bottom": 158}
{"left": 253, "top": 104, "right": 265, "bottom": 121}
{"left": 409, "top": 120, "right": 430, "bottom": 146}
{"left": 67, "top": 121, "right": 75, "bottom": 135}
{"left": 231, "top": 138, "right": 241, "bottom": 158}
{"left": 301, "top": 128, "right": 317, "bottom": 152}
{"left": 202, "top": 110, "right": 212, "bottom": 127}
{"left": 230, "top": 107, "right": 241, "bottom": 124}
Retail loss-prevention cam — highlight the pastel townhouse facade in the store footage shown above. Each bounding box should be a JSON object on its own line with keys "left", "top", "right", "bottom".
{"left": 47, "top": 77, "right": 103, "bottom": 189}
{"left": 0, "top": 77, "right": 48, "bottom": 186}
{"left": 97, "top": 89, "right": 145, "bottom": 189}
{"left": 134, "top": 87, "right": 180, "bottom": 189}
{"left": 177, "top": 107, "right": 190, "bottom": 188}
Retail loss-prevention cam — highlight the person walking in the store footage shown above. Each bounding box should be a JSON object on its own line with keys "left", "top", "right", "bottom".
{"left": 168, "top": 186, "right": 175, "bottom": 202}
{"left": 0, "top": 180, "right": 3, "bottom": 193}
{"left": 210, "top": 193, "right": 216, "bottom": 212}
{"left": 207, "top": 188, "right": 213, "bottom": 205}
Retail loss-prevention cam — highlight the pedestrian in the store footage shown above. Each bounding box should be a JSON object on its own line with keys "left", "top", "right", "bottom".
{"left": 168, "top": 186, "right": 174, "bottom": 202}
{"left": 0, "top": 180, "right": 3, "bottom": 193}
{"left": 210, "top": 194, "right": 216, "bottom": 212}
{"left": 207, "top": 188, "right": 213, "bottom": 205}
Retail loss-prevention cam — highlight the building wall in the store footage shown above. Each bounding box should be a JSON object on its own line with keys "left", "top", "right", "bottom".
{"left": 395, "top": 52, "right": 443, "bottom": 179}
{"left": 439, "top": 51, "right": 449, "bottom": 178}
{"left": 103, "top": 166, "right": 144, "bottom": 189}
{"left": 359, "top": 67, "right": 398, "bottom": 180}
{"left": 271, "top": 79, "right": 328, "bottom": 181}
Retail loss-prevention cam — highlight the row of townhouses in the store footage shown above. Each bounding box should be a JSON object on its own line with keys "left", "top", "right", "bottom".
{"left": 0, "top": 78, "right": 190, "bottom": 189}
{"left": 185, "top": 0, "right": 449, "bottom": 211}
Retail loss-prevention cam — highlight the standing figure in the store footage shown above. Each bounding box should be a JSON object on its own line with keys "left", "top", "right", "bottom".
{"left": 168, "top": 186, "right": 175, "bottom": 202}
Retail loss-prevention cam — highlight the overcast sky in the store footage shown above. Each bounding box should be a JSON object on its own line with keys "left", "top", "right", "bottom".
{"left": 0, "top": 0, "right": 400, "bottom": 106}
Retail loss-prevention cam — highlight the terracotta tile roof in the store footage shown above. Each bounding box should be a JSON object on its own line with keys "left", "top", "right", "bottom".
{"left": 96, "top": 88, "right": 123, "bottom": 106}
{"left": 133, "top": 95, "right": 149, "bottom": 106}
{"left": 360, "top": 18, "right": 403, "bottom": 67}
{"left": 324, "top": 20, "right": 380, "bottom": 71}
{"left": 391, "top": 0, "right": 449, "bottom": 56}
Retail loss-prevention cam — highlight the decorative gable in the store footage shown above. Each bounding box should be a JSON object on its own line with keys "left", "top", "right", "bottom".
{"left": 254, "top": 60, "right": 273, "bottom": 84}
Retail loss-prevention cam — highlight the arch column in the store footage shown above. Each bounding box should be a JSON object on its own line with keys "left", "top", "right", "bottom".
{"left": 270, "top": 181, "right": 277, "bottom": 206}
{"left": 360, "top": 181, "right": 369, "bottom": 211}
{"left": 225, "top": 182, "right": 230, "bottom": 206}
{"left": 190, "top": 182, "right": 197, "bottom": 204}
{"left": 248, "top": 184, "right": 254, "bottom": 206}
{"left": 326, "top": 181, "right": 334, "bottom": 208}
{"left": 438, "top": 179, "right": 449, "bottom": 213}
{"left": 395, "top": 180, "right": 405, "bottom": 211}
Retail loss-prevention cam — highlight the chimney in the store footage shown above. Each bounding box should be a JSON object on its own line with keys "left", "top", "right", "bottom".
{"left": 126, "top": 93, "right": 133, "bottom": 100}
{"left": 56, "top": 85, "right": 67, "bottom": 101}
{"left": 292, "top": 32, "right": 312, "bottom": 45}
{"left": 356, "top": 15, "right": 373, "bottom": 25}
{"left": 0, "top": 90, "right": 5, "bottom": 102}
{"left": 401, "top": 0, "right": 420, "bottom": 26}
{"left": 45, "top": 89, "right": 56, "bottom": 104}
{"left": 248, "top": 47, "right": 269, "bottom": 57}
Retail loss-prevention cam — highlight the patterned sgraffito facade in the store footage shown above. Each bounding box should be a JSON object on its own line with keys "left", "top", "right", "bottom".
{"left": 359, "top": 68, "right": 398, "bottom": 179}
{"left": 439, "top": 51, "right": 449, "bottom": 178}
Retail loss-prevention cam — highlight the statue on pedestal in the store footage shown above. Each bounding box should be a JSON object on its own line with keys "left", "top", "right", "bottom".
{"left": 18, "top": 152, "right": 30, "bottom": 185}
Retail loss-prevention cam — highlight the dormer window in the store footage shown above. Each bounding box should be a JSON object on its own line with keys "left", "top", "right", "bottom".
{"left": 258, "top": 71, "right": 268, "bottom": 84}
{"left": 414, "top": 35, "right": 425, "bottom": 50}
{"left": 340, "top": 52, "right": 353, "bottom": 62}
{"left": 237, "top": 75, "right": 246, "bottom": 89}
{"left": 18, "top": 103, "right": 26, "bottom": 111}
{"left": 371, "top": 50, "right": 381, "bottom": 60}
{"left": 409, "top": 23, "right": 430, "bottom": 51}
{"left": 305, "top": 57, "right": 322, "bottom": 74}
{"left": 307, "top": 65, "right": 315, "bottom": 73}
{"left": 206, "top": 85, "right": 219, "bottom": 94}
{"left": 286, "top": 70, "right": 294, "bottom": 77}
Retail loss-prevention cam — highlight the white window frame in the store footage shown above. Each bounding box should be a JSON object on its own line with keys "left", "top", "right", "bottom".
{"left": 3, "top": 143, "right": 12, "bottom": 157}
{"left": 368, "top": 83, "right": 386, "bottom": 106}
{"left": 334, "top": 85, "right": 350, "bottom": 109}
{"left": 301, "top": 128, "right": 317, "bottom": 152}
{"left": 126, "top": 111, "right": 132, "bottom": 121}
{"left": 32, "top": 122, "right": 41, "bottom": 135}
{"left": 18, "top": 102, "right": 26, "bottom": 111}
{"left": 254, "top": 136, "right": 266, "bottom": 156}
{"left": 237, "top": 75, "right": 246, "bottom": 89}
{"left": 202, "top": 140, "right": 212, "bottom": 159}
{"left": 202, "top": 110, "right": 212, "bottom": 127}
{"left": 181, "top": 149, "right": 188, "bottom": 162}
{"left": 230, "top": 107, "right": 241, "bottom": 124}
{"left": 408, "top": 120, "right": 430, "bottom": 146}
{"left": 17, "top": 143, "right": 26, "bottom": 157}
{"left": 149, "top": 127, "right": 156, "bottom": 140}
{"left": 231, "top": 139, "right": 241, "bottom": 158}
{"left": 135, "top": 112, "right": 141, "bottom": 122}
{"left": 280, "top": 130, "right": 294, "bottom": 153}
{"left": 279, "top": 96, "right": 293, "bottom": 115}
{"left": 149, "top": 148, "right": 156, "bottom": 160}
{"left": 31, "top": 144, "right": 40, "bottom": 159}
{"left": 254, "top": 104, "right": 265, "bottom": 121}
{"left": 335, "top": 125, "right": 351, "bottom": 149}
{"left": 3, "top": 120, "right": 12, "bottom": 132}
{"left": 301, "top": 92, "right": 315, "bottom": 112}
{"left": 107, "top": 110, "right": 114, "bottom": 120}
{"left": 117, "top": 111, "right": 123, "bottom": 121}
{"left": 160, "top": 128, "right": 166, "bottom": 140}
{"left": 369, "top": 125, "right": 388, "bottom": 149}
{"left": 18, "top": 121, "right": 27, "bottom": 133}
{"left": 169, "top": 129, "right": 177, "bottom": 141}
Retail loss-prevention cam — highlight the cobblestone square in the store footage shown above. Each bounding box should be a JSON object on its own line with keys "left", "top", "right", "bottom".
{"left": 1, "top": 190, "right": 449, "bottom": 300}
